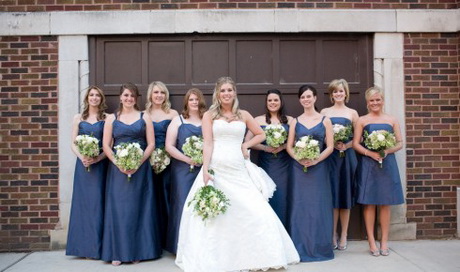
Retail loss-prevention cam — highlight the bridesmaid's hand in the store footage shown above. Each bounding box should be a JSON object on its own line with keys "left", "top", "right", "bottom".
{"left": 264, "top": 145, "right": 276, "bottom": 154}
{"left": 272, "top": 145, "right": 285, "bottom": 154}
{"left": 241, "top": 145, "right": 249, "bottom": 159}
{"left": 119, "top": 168, "right": 137, "bottom": 176}
{"left": 81, "top": 156, "right": 95, "bottom": 167}
{"left": 334, "top": 141, "right": 346, "bottom": 151}
{"left": 367, "top": 150, "right": 383, "bottom": 162}
{"left": 299, "top": 159, "right": 318, "bottom": 167}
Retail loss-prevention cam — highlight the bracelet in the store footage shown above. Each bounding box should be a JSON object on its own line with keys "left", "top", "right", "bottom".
{"left": 364, "top": 150, "right": 368, "bottom": 156}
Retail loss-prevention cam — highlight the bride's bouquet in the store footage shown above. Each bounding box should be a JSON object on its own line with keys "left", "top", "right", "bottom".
{"left": 74, "top": 134, "right": 100, "bottom": 172}
{"left": 188, "top": 170, "right": 230, "bottom": 223}
{"left": 294, "top": 136, "right": 320, "bottom": 173}
{"left": 264, "top": 124, "right": 287, "bottom": 157}
{"left": 332, "top": 124, "right": 353, "bottom": 158}
{"left": 114, "top": 142, "right": 143, "bottom": 181}
{"left": 364, "top": 130, "right": 396, "bottom": 168}
{"left": 182, "top": 135, "right": 203, "bottom": 172}
{"left": 149, "top": 147, "right": 171, "bottom": 174}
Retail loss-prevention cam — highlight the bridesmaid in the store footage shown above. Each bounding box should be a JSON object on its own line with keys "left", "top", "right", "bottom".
{"left": 320, "top": 79, "right": 359, "bottom": 250}
{"left": 101, "top": 83, "right": 161, "bottom": 265}
{"left": 164, "top": 88, "right": 206, "bottom": 254}
{"left": 145, "top": 81, "right": 179, "bottom": 247}
{"left": 245, "top": 89, "right": 293, "bottom": 227}
{"left": 352, "top": 86, "right": 404, "bottom": 257}
{"left": 66, "top": 86, "right": 108, "bottom": 259}
{"left": 286, "top": 84, "right": 334, "bottom": 262}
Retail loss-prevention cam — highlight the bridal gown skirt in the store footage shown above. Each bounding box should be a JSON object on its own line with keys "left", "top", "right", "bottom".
{"left": 176, "top": 120, "right": 299, "bottom": 272}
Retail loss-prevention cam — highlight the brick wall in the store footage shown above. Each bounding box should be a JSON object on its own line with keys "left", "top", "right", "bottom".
{"left": 0, "top": 0, "right": 457, "bottom": 11}
{"left": 404, "top": 32, "right": 460, "bottom": 238}
{"left": 0, "top": 36, "right": 59, "bottom": 251}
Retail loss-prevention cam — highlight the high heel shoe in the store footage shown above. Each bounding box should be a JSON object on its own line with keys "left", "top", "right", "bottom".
{"left": 338, "top": 238, "right": 347, "bottom": 250}
{"left": 112, "top": 260, "right": 122, "bottom": 266}
{"left": 380, "top": 248, "right": 390, "bottom": 256}
{"left": 370, "top": 249, "right": 380, "bottom": 257}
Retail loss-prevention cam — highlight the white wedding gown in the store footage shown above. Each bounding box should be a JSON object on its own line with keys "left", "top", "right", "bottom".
{"left": 176, "top": 120, "right": 300, "bottom": 272}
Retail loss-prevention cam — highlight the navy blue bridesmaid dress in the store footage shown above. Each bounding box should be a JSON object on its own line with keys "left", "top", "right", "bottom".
{"left": 66, "top": 120, "right": 107, "bottom": 259}
{"left": 259, "top": 123, "right": 291, "bottom": 228}
{"left": 288, "top": 117, "right": 334, "bottom": 262}
{"left": 101, "top": 113, "right": 162, "bottom": 262}
{"left": 356, "top": 123, "right": 404, "bottom": 205}
{"left": 153, "top": 119, "right": 172, "bottom": 247}
{"left": 328, "top": 117, "right": 357, "bottom": 209}
{"left": 165, "top": 116, "right": 202, "bottom": 254}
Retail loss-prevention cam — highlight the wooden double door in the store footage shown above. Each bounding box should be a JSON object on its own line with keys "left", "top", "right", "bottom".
{"left": 90, "top": 33, "right": 373, "bottom": 239}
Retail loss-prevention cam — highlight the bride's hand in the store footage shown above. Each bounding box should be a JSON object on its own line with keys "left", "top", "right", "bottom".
{"left": 203, "top": 171, "right": 214, "bottom": 186}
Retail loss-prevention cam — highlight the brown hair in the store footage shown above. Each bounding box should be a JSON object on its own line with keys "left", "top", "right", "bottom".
{"left": 181, "top": 88, "right": 207, "bottom": 119}
{"left": 81, "top": 85, "right": 107, "bottom": 121}
{"left": 117, "top": 82, "right": 140, "bottom": 117}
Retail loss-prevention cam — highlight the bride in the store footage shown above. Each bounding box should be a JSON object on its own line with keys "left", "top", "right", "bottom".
{"left": 176, "top": 77, "right": 300, "bottom": 272}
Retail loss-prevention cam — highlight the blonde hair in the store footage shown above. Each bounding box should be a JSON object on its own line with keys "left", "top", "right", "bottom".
{"left": 365, "top": 86, "right": 384, "bottom": 101}
{"left": 182, "top": 88, "right": 207, "bottom": 119}
{"left": 82, "top": 85, "right": 107, "bottom": 121}
{"left": 328, "top": 79, "right": 350, "bottom": 103}
{"left": 145, "top": 81, "right": 172, "bottom": 113}
{"left": 365, "top": 86, "right": 384, "bottom": 112}
{"left": 208, "top": 77, "right": 242, "bottom": 120}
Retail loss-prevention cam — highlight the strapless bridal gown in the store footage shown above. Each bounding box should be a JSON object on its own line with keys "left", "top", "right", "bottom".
{"left": 176, "top": 120, "right": 299, "bottom": 272}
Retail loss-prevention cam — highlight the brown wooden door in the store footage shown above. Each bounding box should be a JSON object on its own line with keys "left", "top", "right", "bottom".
{"left": 89, "top": 33, "right": 373, "bottom": 239}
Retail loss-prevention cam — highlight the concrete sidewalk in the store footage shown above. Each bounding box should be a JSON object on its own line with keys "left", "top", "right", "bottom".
{"left": 1, "top": 240, "right": 459, "bottom": 272}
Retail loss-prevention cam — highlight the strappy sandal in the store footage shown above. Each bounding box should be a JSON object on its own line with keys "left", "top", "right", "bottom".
{"left": 112, "top": 260, "right": 122, "bottom": 266}
{"left": 370, "top": 249, "right": 380, "bottom": 257}
{"left": 380, "top": 248, "right": 390, "bottom": 256}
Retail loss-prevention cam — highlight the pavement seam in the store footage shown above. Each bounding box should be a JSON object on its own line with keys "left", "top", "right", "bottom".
{"left": 391, "top": 249, "right": 428, "bottom": 272}
{"left": 1, "top": 252, "right": 32, "bottom": 272}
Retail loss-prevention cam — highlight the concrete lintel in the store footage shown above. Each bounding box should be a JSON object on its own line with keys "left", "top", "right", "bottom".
{"left": 1, "top": 9, "right": 459, "bottom": 36}
{"left": 396, "top": 9, "right": 459, "bottom": 33}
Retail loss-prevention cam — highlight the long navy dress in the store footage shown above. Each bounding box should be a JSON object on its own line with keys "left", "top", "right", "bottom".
{"left": 357, "top": 123, "right": 404, "bottom": 205}
{"left": 153, "top": 119, "right": 172, "bottom": 247}
{"left": 101, "top": 113, "right": 162, "bottom": 262}
{"left": 328, "top": 117, "right": 357, "bottom": 209}
{"left": 288, "top": 117, "right": 334, "bottom": 262}
{"left": 259, "top": 123, "right": 291, "bottom": 227}
{"left": 165, "top": 116, "right": 202, "bottom": 254}
{"left": 66, "top": 121, "right": 107, "bottom": 259}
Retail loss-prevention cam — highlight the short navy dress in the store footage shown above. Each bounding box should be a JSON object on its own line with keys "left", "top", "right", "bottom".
{"left": 328, "top": 117, "right": 357, "bottom": 209}
{"left": 66, "top": 120, "right": 107, "bottom": 259}
{"left": 356, "top": 123, "right": 404, "bottom": 205}
{"left": 288, "top": 117, "right": 334, "bottom": 262}
{"left": 101, "top": 113, "right": 162, "bottom": 262}
{"left": 165, "top": 116, "right": 202, "bottom": 254}
{"left": 258, "top": 123, "right": 291, "bottom": 227}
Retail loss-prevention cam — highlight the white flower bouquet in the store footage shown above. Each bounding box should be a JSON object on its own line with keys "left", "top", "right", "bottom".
{"left": 74, "top": 134, "right": 100, "bottom": 172}
{"left": 264, "top": 124, "right": 287, "bottom": 157}
{"left": 114, "top": 142, "right": 143, "bottom": 181}
{"left": 182, "top": 135, "right": 203, "bottom": 172}
{"left": 149, "top": 147, "right": 171, "bottom": 174}
{"left": 187, "top": 170, "right": 230, "bottom": 223}
{"left": 332, "top": 124, "right": 353, "bottom": 158}
{"left": 364, "top": 130, "right": 396, "bottom": 168}
{"left": 294, "top": 135, "right": 320, "bottom": 172}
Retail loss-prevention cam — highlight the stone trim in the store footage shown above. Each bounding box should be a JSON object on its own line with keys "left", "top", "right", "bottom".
{"left": 1, "top": 9, "right": 459, "bottom": 36}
